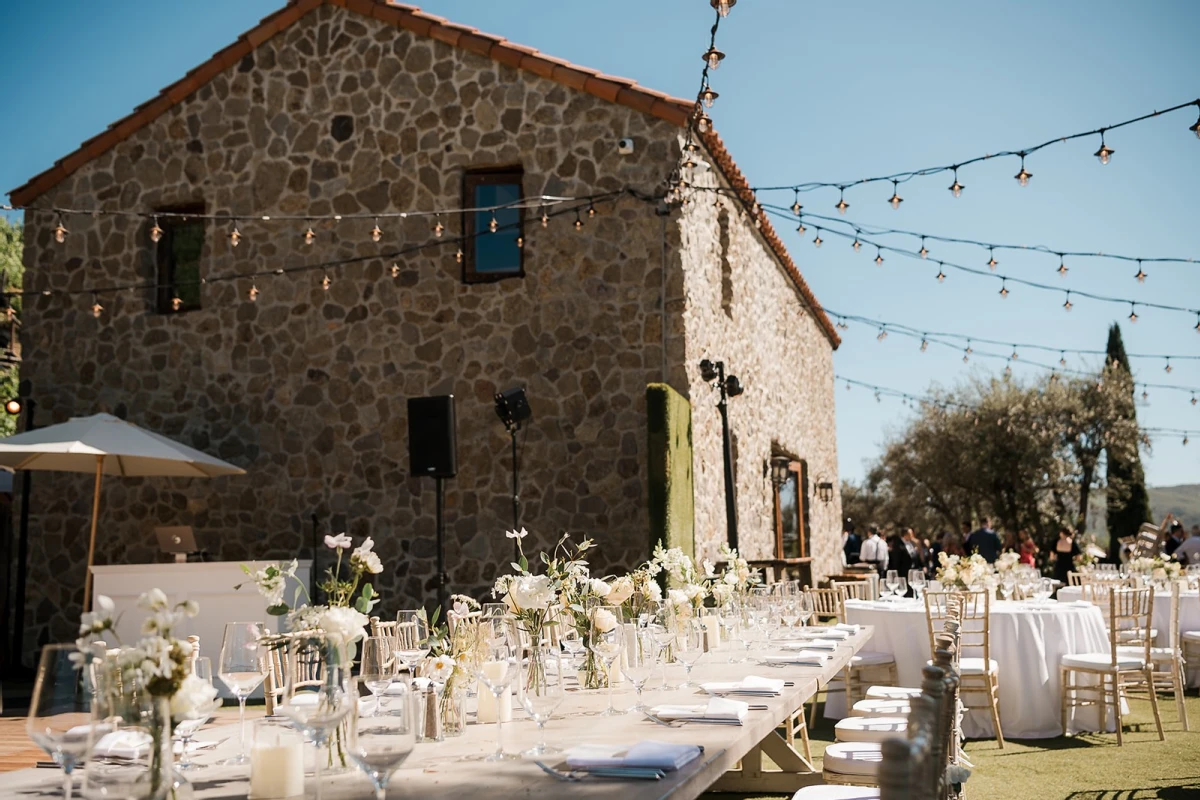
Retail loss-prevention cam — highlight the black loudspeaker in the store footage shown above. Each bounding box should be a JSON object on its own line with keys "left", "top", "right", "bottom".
{"left": 407, "top": 395, "right": 457, "bottom": 478}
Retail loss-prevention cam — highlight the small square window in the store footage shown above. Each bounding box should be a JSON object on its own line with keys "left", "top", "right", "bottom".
{"left": 462, "top": 168, "right": 524, "bottom": 283}
{"left": 155, "top": 205, "right": 206, "bottom": 313}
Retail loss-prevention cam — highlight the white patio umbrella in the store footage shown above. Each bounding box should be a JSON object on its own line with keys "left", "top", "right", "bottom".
{"left": 0, "top": 412, "right": 246, "bottom": 609}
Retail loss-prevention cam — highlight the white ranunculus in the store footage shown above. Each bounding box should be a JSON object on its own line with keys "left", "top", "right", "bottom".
{"left": 319, "top": 606, "right": 369, "bottom": 645}
{"left": 138, "top": 588, "right": 169, "bottom": 611}
{"left": 589, "top": 578, "right": 612, "bottom": 598}
{"left": 645, "top": 581, "right": 663, "bottom": 601}
{"left": 667, "top": 589, "right": 689, "bottom": 608}
{"left": 505, "top": 527, "right": 529, "bottom": 540}
{"left": 590, "top": 608, "right": 618, "bottom": 634}
{"left": 352, "top": 548, "right": 383, "bottom": 574}
{"left": 606, "top": 576, "right": 635, "bottom": 606}
{"left": 510, "top": 575, "right": 555, "bottom": 610}
{"left": 685, "top": 583, "right": 707, "bottom": 604}
{"left": 723, "top": 571, "right": 739, "bottom": 586}
{"left": 324, "top": 533, "right": 352, "bottom": 550}
{"left": 171, "top": 673, "right": 219, "bottom": 721}
{"left": 941, "top": 567, "right": 959, "bottom": 585}
{"left": 427, "top": 654, "right": 456, "bottom": 682}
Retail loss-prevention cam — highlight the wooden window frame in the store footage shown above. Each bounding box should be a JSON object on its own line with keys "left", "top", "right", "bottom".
{"left": 773, "top": 459, "right": 810, "bottom": 560}
{"left": 462, "top": 167, "right": 525, "bottom": 284}
{"left": 154, "top": 203, "right": 206, "bottom": 314}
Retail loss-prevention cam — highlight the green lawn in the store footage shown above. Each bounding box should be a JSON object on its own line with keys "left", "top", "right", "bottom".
{"left": 712, "top": 690, "right": 1200, "bottom": 800}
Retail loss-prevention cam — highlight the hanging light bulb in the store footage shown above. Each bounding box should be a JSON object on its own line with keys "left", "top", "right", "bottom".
{"left": 1185, "top": 435, "right": 1190, "bottom": 446}
{"left": 948, "top": 168, "right": 964, "bottom": 197}
{"left": 874, "top": 248, "right": 884, "bottom": 266}
{"left": 322, "top": 274, "right": 332, "bottom": 291}
{"left": 962, "top": 351, "right": 970, "bottom": 363}
{"left": 1059, "top": 352, "right": 1068, "bottom": 367}
{"left": 1195, "top": 313, "right": 1200, "bottom": 333}
{"left": 1128, "top": 303, "right": 1138, "bottom": 323}
{"left": 149, "top": 217, "right": 163, "bottom": 243}
{"left": 1014, "top": 153, "right": 1032, "bottom": 186}
{"left": 1094, "top": 131, "right": 1114, "bottom": 165}
{"left": 1011, "top": 347, "right": 1019, "bottom": 361}
{"left": 695, "top": 111, "right": 713, "bottom": 133}
{"left": 875, "top": 391, "right": 882, "bottom": 403}
{"left": 1192, "top": 393, "right": 1198, "bottom": 406}
{"left": 516, "top": 235, "right": 524, "bottom": 249}
{"left": 1056, "top": 256, "right": 1068, "bottom": 276}
{"left": 876, "top": 327, "right": 888, "bottom": 342}
{"left": 1063, "top": 292, "right": 1073, "bottom": 311}
{"left": 700, "top": 84, "right": 719, "bottom": 108}
{"left": 587, "top": 203, "right": 597, "bottom": 219}
{"left": 918, "top": 237, "right": 929, "bottom": 259}
{"left": 391, "top": 263, "right": 400, "bottom": 278}
{"left": 812, "top": 229, "right": 823, "bottom": 247}
{"left": 836, "top": 317, "right": 849, "bottom": 330}
{"left": 91, "top": 294, "right": 103, "bottom": 319}
{"left": 920, "top": 338, "right": 929, "bottom": 352}
{"left": 1188, "top": 106, "right": 1200, "bottom": 139}
{"left": 53, "top": 214, "right": 68, "bottom": 244}
{"left": 710, "top": 0, "right": 736, "bottom": 16}
{"left": 455, "top": 248, "right": 464, "bottom": 264}
{"left": 1142, "top": 389, "right": 1149, "bottom": 402}
{"left": 999, "top": 280, "right": 1009, "bottom": 298}
{"left": 796, "top": 222, "right": 807, "bottom": 235}
{"left": 935, "top": 267, "right": 946, "bottom": 282}
{"left": 791, "top": 190, "right": 802, "bottom": 216}
{"left": 248, "top": 283, "right": 260, "bottom": 302}
{"left": 888, "top": 180, "right": 903, "bottom": 209}
{"left": 303, "top": 225, "right": 316, "bottom": 245}
{"left": 488, "top": 213, "right": 499, "bottom": 233}
{"left": 987, "top": 248, "right": 998, "bottom": 270}
{"left": 171, "top": 295, "right": 182, "bottom": 312}
{"left": 573, "top": 210, "right": 583, "bottom": 231}
{"left": 1004, "top": 365, "right": 1013, "bottom": 378}
{"left": 851, "top": 237, "right": 861, "bottom": 252}
{"left": 229, "top": 222, "right": 242, "bottom": 248}
{"left": 702, "top": 47, "right": 726, "bottom": 70}
{"left": 433, "top": 216, "right": 445, "bottom": 238}
{"left": 371, "top": 219, "right": 382, "bottom": 242}
{"left": 540, "top": 208, "right": 549, "bottom": 229}
{"left": 1134, "top": 261, "right": 1147, "bottom": 283}
{"left": 1165, "top": 358, "right": 1173, "bottom": 374}
{"left": 835, "top": 188, "right": 849, "bottom": 215}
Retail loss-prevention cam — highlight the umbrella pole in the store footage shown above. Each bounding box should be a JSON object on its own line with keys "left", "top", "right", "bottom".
{"left": 82, "top": 455, "right": 103, "bottom": 613}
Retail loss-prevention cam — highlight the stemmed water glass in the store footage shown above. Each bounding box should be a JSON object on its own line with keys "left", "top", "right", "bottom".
{"left": 908, "top": 570, "right": 926, "bottom": 600}
{"left": 796, "top": 594, "right": 814, "bottom": 628}
{"left": 471, "top": 616, "right": 519, "bottom": 761}
{"left": 516, "top": 644, "right": 565, "bottom": 756}
{"left": 719, "top": 602, "right": 744, "bottom": 663}
{"left": 175, "top": 656, "right": 217, "bottom": 771}
{"left": 345, "top": 676, "right": 415, "bottom": 800}
{"left": 216, "top": 621, "right": 269, "bottom": 766}
{"left": 277, "top": 634, "right": 354, "bottom": 800}
{"left": 673, "top": 615, "right": 706, "bottom": 689}
{"left": 884, "top": 570, "right": 900, "bottom": 599}
{"left": 587, "top": 605, "right": 624, "bottom": 716}
{"left": 895, "top": 577, "right": 908, "bottom": 600}
{"left": 649, "top": 603, "right": 678, "bottom": 690}
{"left": 393, "top": 610, "right": 431, "bottom": 678}
{"left": 621, "top": 621, "right": 659, "bottom": 711}
{"left": 359, "top": 637, "right": 393, "bottom": 716}
{"left": 27, "top": 644, "right": 99, "bottom": 800}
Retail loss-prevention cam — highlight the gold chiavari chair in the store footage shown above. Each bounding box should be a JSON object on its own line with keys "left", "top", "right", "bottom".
{"left": 923, "top": 590, "right": 1003, "bottom": 748}
{"left": 1120, "top": 581, "right": 1188, "bottom": 730}
{"left": 262, "top": 630, "right": 324, "bottom": 713}
{"left": 1060, "top": 586, "right": 1164, "bottom": 745}
{"left": 808, "top": 586, "right": 842, "bottom": 622}
{"left": 833, "top": 584, "right": 901, "bottom": 706}
{"left": 1067, "top": 571, "right": 1085, "bottom": 586}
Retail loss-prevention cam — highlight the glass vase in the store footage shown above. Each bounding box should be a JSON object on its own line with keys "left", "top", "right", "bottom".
{"left": 86, "top": 667, "right": 174, "bottom": 800}
{"left": 440, "top": 684, "right": 467, "bottom": 738}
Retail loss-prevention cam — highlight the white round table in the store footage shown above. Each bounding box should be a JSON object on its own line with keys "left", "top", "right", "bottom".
{"left": 1057, "top": 584, "right": 1200, "bottom": 687}
{"left": 826, "top": 598, "right": 1114, "bottom": 739}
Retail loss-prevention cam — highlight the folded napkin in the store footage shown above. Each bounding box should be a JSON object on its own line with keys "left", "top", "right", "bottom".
{"left": 833, "top": 623, "right": 862, "bottom": 633}
{"left": 780, "top": 642, "right": 836, "bottom": 656}
{"left": 649, "top": 696, "right": 748, "bottom": 725}
{"left": 700, "top": 675, "right": 785, "bottom": 696}
{"left": 794, "top": 639, "right": 842, "bottom": 650}
{"left": 93, "top": 730, "right": 153, "bottom": 760}
{"left": 566, "top": 740, "right": 703, "bottom": 771}
{"left": 797, "top": 628, "right": 850, "bottom": 640}
{"left": 761, "top": 651, "right": 832, "bottom": 667}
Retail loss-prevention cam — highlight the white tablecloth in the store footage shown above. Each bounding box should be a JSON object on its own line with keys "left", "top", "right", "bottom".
{"left": 1057, "top": 585, "right": 1200, "bottom": 687}
{"left": 827, "top": 598, "right": 1115, "bottom": 739}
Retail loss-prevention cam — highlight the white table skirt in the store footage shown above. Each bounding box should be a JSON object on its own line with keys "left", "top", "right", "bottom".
{"left": 826, "top": 598, "right": 1116, "bottom": 739}
{"left": 1057, "top": 585, "right": 1200, "bottom": 687}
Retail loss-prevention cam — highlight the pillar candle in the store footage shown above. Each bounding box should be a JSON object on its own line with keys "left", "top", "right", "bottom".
{"left": 700, "top": 617, "right": 722, "bottom": 650}
{"left": 249, "top": 727, "right": 304, "bottom": 799}
{"left": 474, "top": 661, "right": 512, "bottom": 724}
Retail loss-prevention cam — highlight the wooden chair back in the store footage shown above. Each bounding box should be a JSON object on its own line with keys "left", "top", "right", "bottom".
{"left": 806, "top": 587, "right": 842, "bottom": 622}
{"left": 1106, "top": 587, "right": 1154, "bottom": 667}
{"left": 1067, "top": 571, "right": 1084, "bottom": 586}
{"left": 924, "top": 590, "right": 988, "bottom": 665}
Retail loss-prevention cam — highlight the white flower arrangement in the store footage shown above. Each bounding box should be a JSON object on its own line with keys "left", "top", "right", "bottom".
{"left": 936, "top": 552, "right": 990, "bottom": 590}
{"left": 1128, "top": 555, "right": 1181, "bottom": 579}
{"left": 995, "top": 552, "right": 1021, "bottom": 573}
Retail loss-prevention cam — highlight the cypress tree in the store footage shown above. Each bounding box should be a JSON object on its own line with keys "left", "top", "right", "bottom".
{"left": 1104, "top": 323, "right": 1152, "bottom": 559}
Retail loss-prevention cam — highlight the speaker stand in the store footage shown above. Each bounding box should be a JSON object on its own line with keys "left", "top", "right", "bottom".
{"left": 435, "top": 477, "right": 448, "bottom": 615}
{"left": 508, "top": 425, "right": 521, "bottom": 562}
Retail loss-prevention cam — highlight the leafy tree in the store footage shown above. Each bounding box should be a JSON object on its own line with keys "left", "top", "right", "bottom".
{"left": 0, "top": 218, "right": 22, "bottom": 438}
{"left": 1104, "top": 324, "right": 1152, "bottom": 558}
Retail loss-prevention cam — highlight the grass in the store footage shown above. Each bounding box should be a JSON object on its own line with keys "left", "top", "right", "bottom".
{"left": 710, "top": 690, "right": 1200, "bottom": 800}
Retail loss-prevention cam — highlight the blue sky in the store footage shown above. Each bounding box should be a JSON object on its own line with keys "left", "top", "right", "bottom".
{"left": 1, "top": 1, "right": 1197, "bottom": 488}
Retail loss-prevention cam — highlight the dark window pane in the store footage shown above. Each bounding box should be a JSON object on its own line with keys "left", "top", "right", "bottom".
{"left": 473, "top": 183, "right": 521, "bottom": 274}
{"left": 171, "top": 221, "right": 204, "bottom": 310}
{"left": 779, "top": 473, "right": 801, "bottom": 559}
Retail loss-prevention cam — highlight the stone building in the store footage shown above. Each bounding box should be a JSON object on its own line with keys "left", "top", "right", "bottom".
{"left": 8, "top": 0, "right": 841, "bottom": 661}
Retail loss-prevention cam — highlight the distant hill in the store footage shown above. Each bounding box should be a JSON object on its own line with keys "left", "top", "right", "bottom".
{"left": 1149, "top": 484, "right": 1200, "bottom": 526}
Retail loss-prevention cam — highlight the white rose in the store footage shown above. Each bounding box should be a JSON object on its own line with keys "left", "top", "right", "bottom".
{"left": 510, "top": 575, "right": 554, "bottom": 610}
{"left": 324, "top": 533, "right": 352, "bottom": 550}
{"left": 319, "top": 606, "right": 369, "bottom": 645}
{"left": 942, "top": 567, "right": 958, "bottom": 585}
{"left": 589, "top": 578, "right": 612, "bottom": 598}
{"left": 723, "top": 572, "right": 739, "bottom": 586}
{"left": 606, "top": 576, "right": 635, "bottom": 606}
{"left": 590, "top": 608, "right": 618, "bottom": 634}
{"left": 171, "top": 673, "right": 219, "bottom": 721}
{"left": 685, "top": 583, "right": 707, "bottom": 603}
{"left": 667, "top": 589, "right": 689, "bottom": 607}
{"left": 645, "top": 581, "right": 663, "bottom": 601}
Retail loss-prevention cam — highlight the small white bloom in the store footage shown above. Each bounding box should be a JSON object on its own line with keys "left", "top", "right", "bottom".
{"left": 588, "top": 578, "right": 612, "bottom": 598}
{"left": 509, "top": 575, "right": 555, "bottom": 610}
{"left": 667, "top": 589, "right": 689, "bottom": 608}
{"left": 325, "top": 533, "right": 353, "bottom": 550}
{"left": 505, "top": 528, "right": 529, "bottom": 540}
{"left": 427, "top": 654, "right": 456, "bottom": 682}
{"left": 590, "top": 608, "right": 618, "bottom": 634}
{"left": 645, "top": 581, "right": 663, "bottom": 602}
{"left": 606, "top": 576, "right": 635, "bottom": 606}
{"left": 138, "top": 588, "right": 169, "bottom": 611}
{"left": 171, "top": 673, "right": 219, "bottom": 721}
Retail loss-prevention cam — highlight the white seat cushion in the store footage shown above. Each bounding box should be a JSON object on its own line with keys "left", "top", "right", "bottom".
{"left": 1117, "top": 645, "right": 1176, "bottom": 662}
{"left": 865, "top": 685, "right": 922, "bottom": 700}
{"left": 835, "top": 715, "right": 908, "bottom": 743}
{"left": 927, "top": 657, "right": 997, "bottom": 675}
{"left": 822, "top": 741, "right": 884, "bottom": 777}
{"left": 850, "top": 699, "right": 910, "bottom": 718}
{"left": 1115, "top": 628, "right": 1157, "bottom": 642}
{"left": 850, "top": 650, "right": 896, "bottom": 668}
{"left": 1182, "top": 630, "right": 1200, "bottom": 643}
{"left": 1062, "top": 651, "right": 1146, "bottom": 670}
{"left": 793, "top": 786, "right": 881, "bottom": 800}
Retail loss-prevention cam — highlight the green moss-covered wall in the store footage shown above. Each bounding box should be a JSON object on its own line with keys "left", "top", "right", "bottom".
{"left": 647, "top": 383, "right": 694, "bottom": 561}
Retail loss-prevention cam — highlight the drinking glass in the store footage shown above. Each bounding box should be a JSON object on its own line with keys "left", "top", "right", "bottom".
{"left": 998, "top": 577, "right": 1014, "bottom": 601}
{"left": 649, "top": 603, "right": 678, "bottom": 690}
{"left": 346, "top": 677, "right": 415, "bottom": 800}
{"left": 216, "top": 621, "right": 269, "bottom": 766}
{"left": 621, "top": 624, "right": 659, "bottom": 711}
{"left": 1035, "top": 577, "right": 1054, "bottom": 603}
{"left": 276, "top": 635, "right": 354, "bottom": 800}
{"left": 719, "top": 602, "right": 744, "bottom": 663}
{"left": 481, "top": 603, "right": 509, "bottom": 620}
{"left": 175, "top": 656, "right": 217, "bottom": 772}
{"left": 360, "top": 637, "right": 394, "bottom": 716}
{"left": 895, "top": 577, "right": 908, "bottom": 600}
{"left": 27, "top": 644, "right": 98, "bottom": 800}
{"left": 516, "top": 645, "right": 565, "bottom": 756}
{"left": 393, "top": 610, "right": 431, "bottom": 674}
{"left": 884, "top": 569, "right": 899, "bottom": 598}
{"left": 908, "top": 570, "right": 926, "bottom": 600}
{"left": 672, "top": 616, "right": 706, "bottom": 689}
{"left": 796, "top": 594, "right": 814, "bottom": 628}
{"left": 559, "top": 626, "right": 585, "bottom": 669}
{"left": 587, "top": 605, "right": 624, "bottom": 716}
{"left": 471, "top": 616, "right": 519, "bottom": 761}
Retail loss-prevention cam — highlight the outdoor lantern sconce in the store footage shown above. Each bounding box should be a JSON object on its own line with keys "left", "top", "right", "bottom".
{"left": 700, "top": 358, "right": 744, "bottom": 550}
{"left": 769, "top": 456, "right": 791, "bottom": 488}
{"left": 816, "top": 480, "right": 836, "bottom": 503}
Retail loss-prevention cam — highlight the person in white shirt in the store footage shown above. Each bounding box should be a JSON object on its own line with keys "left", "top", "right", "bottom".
{"left": 1172, "top": 527, "right": 1200, "bottom": 565}
{"left": 860, "top": 526, "right": 889, "bottom": 577}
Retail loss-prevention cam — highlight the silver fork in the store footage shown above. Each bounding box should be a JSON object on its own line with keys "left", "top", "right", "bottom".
{"left": 536, "top": 761, "right": 586, "bottom": 782}
{"left": 642, "top": 712, "right": 688, "bottom": 728}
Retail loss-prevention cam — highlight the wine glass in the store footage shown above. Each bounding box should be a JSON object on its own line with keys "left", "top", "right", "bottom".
{"left": 346, "top": 677, "right": 415, "bottom": 800}
{"left": 621, "top": 622, "right": 659, "bottom": 711}
{"left": 895, "top": 577, "right": 908, "bottom": 600}
{"left": 216, "top": 621, "right": 268, "bottom": 766}
{"left": 796, "top": 594, "right": 814, "bottom": 628}
{"left": 559, "top": 625, "right": 585, "bottom": 669}
{"left": 649, "top": 603, "right": 679, "bottom": 690}
{"left": 481, "top": 603, "right": 508, "bottom": 620}
{"left": 276, "top": 635, "right": 354, "bottom": 800}
{"left": 884, "top": 569, "right": 900, "bottom": 599}
{"left": 719, "top": 602, "right": 744, "bottom": 663}
{"left": 516, "top": 644, "right": 565, "bottom": 756}
{"left": 27, "top": 644, "right": 98, "bottom": 800}
{"left": 587, "top": 605, "right": 624, "bottom": 716}
{"left": 393, "top": 610, "right": 431, "bottom": 675}
{"left": 998, "top": 576, "right": 1014, "bottom": 601}
{"left": 175, "top": 656, "right": 217, "bottom": 771}
{"left": 908, "top": 570, "right": 926, "bottom": 600}
{"left": 471, "top": 616, "right": 519, "bottom": 761}
{"left": 672, "top": 616, "right": 706, "bottom": 689}
{"left": 359, "top": 638, "right": 393, "bottom": 717}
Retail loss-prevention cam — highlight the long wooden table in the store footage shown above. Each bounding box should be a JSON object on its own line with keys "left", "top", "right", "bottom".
{"left": 1, "top": 627, "right": 871, "bottom": 798}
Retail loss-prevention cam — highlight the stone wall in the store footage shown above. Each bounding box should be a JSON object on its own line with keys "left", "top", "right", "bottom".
{"left": 669, "top": 169, "right": 843, "bottom": 582}
{"left": 16, "top": 3, "right": 681, "bottom": 660}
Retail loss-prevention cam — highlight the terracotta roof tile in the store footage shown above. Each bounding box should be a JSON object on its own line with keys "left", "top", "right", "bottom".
{"left": 7, "top": 0, "right": 838, "bottom": 347}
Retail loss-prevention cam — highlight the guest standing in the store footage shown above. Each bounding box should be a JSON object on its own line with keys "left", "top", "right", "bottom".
{"left": 903, "top": 527, "right": 926, "bottom": 571}
{"left": 1173, "top": 526, "right": 1200, "bottom": 565}
{"left": 1053, "top": 527, "right": 1079, "bottom": 584}
{"left": 966, "top": 517, "right": 1002, "bottom": 563}
{"left": 860, "top": 525, "right": 889, "bottom": 578}
{"left": 887, "top": 533, "right": 913, "bottom": 578}
{"left": 843, "top": 523, "right": 862, "bottom": 565}
{"left": 1017, "top": 529, "right": 1038, "bottom": 566}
